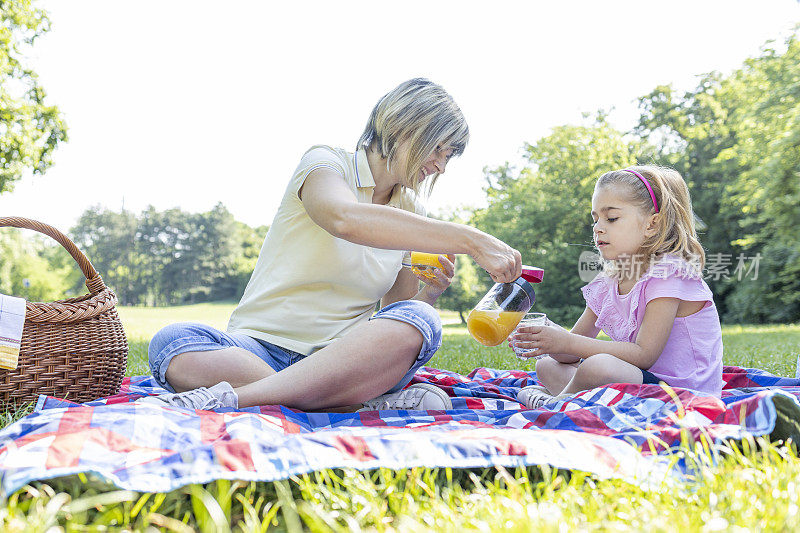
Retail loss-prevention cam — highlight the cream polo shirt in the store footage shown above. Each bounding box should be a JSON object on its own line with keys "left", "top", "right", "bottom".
{"left": 227, "top": 145, "right": 426, "bottom": 355}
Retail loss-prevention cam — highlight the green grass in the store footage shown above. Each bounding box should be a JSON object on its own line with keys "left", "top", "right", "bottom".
{"left": 2, "top": 303, "right": 800, "bottom": 531}
{"left": 118, "top": 302, "right": 237, "bottom": 377}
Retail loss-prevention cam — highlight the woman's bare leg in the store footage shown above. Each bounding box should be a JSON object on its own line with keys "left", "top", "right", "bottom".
{"left": 234, "top": 317, "right": 424, "bottom": 410}
{"left": 165, "top": 347, "right": 277, "bottom": 392}
{"left": 164, "top": 350, "right": 363, "bottom": 411}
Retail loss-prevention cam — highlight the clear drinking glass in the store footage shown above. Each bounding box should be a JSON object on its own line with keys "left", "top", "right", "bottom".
{"left": 511, "top": 312, "right": 547, "bottom": 360}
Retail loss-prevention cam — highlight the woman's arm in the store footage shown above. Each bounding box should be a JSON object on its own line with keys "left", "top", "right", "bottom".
{"left": 520, "top": 298, "right": 680, "bottom": 369}
{"left": 300, "top": 169, "right": 521, "bottom": 283}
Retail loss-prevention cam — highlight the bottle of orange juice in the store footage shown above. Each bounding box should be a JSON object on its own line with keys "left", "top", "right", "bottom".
{"left": 467, "top": 266, "right": 544, "bottom": 346}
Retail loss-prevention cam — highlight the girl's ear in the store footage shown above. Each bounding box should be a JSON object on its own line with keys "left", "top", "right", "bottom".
{"left": 644, "top": 213, "right": 659, "bottom": 237}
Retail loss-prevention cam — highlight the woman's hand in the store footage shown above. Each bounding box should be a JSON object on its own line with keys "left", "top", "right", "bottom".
{"left": 416, "top": 254, "right": 456, "bottom": 302}
{"left": 469, "top": 234, "right": 522, "bottom": 283}
{"left": 510, "top": 325, "right": 574, "bottom": 359}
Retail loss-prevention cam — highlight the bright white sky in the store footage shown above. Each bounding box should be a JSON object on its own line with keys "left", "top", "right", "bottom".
{"left": 1, "top": 0, "right": 798, "bottom": 231}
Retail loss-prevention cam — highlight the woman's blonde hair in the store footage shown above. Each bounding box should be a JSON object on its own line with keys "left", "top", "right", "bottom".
{"left": 595, "top": 165, "right": 705, "bottom": 277}
{"left": 358, "top": 78, "right": 469, "bottom": 195}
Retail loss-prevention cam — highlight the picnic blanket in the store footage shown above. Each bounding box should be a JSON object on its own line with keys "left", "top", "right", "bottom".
{"left": 0, "top": 365, "right": 799, "bottom": 494}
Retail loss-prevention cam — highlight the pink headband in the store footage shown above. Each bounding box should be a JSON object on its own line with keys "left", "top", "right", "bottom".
{"left": 623, "top": 169, "right": 659, "bottom": 213}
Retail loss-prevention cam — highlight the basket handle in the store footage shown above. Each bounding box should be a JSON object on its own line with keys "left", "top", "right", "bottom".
{"left": 0, "top": 216, "right": 106, "bottom": 294}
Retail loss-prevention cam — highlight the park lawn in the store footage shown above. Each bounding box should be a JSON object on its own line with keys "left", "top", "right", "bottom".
{"left": 118, "top": 302, "right": 239, "bottom": 376}
{"left": 1, "top": 302, "right": 799, "bottom": 531}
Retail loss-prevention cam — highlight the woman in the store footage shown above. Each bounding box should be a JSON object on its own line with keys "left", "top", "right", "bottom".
{"left": 141, "top": 78, "right": 521, "bottom": 412}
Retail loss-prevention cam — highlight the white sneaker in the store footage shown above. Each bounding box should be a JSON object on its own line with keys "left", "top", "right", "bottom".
{"left": 138, "top": 381, "right": 239, "bottom": 410}
{"left": 358, "top": 383, "right": 452, "bottom": 412}
{"left": 517, "top": 385, "right": 555, "bottom": 409}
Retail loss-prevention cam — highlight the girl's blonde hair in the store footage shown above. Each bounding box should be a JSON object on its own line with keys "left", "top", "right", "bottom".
{"left": 358, "top": 78, "right": 469, "bottom": 195}
{"left": 596, "top": 165, "right": 705, "bottom": 277}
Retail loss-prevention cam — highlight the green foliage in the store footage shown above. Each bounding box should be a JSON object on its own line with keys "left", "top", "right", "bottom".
{"left": 0, "top": 228, "right": 78, "bottom": 301}
{"left": 0, "top": 206, "right": 267, "bottom": 306}
{"left": 636, "top": 30, "right": 800, "bottom": 323}
{"left": 724, "top": 242, "right": 800, "bottom": 325}
{"left": 0, "top": 0, "right": 67, "bottom": 193}
{"left": 69, "top": 204, "right": 267, "bottom": 306}
{"left": 225, "top": 220, "right": 267, "bottom": 300}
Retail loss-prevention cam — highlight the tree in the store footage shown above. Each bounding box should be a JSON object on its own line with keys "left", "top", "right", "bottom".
{"left": 720, "top": 34, "right": 800, "bottom": 322}
{"left": 69, "top": 204, "right": 267, "bottom": 306}
{"left": 0, "top": 0, "right": 67, "bottom": 193}
{"left": 0, "top": 228, "right": 75, "bottom": 301}
{"left": 636, "top": 30, "right": 800, "bottom": 322}
{"left": 170, "top": 203, "right": 241, "bottom": 304}
{"left": 71, "top": 206, "right": 147, "bottom": 305}
{"left": 221, "top": 220, "right": 268, "bottom": 301}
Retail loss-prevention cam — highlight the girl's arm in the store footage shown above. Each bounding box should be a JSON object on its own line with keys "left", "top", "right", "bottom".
{"left": 565, "top": 297, "right": 679, "bottom": 368}
{"left": 544, "top": 306, "right": 598, "bottom": 364}
{"left": 570, "top": 306, "right": 601, "bottom": 338}
{"left": 300, "top": 169, "right": 521, "bottom": 283}
{"left": 518, "top": 298, "right": 679, "bottom": 369}
{"left": 515, "top": 306, "right": 599, "bottom": 364}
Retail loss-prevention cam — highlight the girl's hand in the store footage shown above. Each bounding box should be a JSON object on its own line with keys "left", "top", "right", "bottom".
{"left": 470, "top": 234, "right": 522, "bottom": 283}
{"left": 416, "top": 254, "right": 456, "bottom": 301}
{"left": 510, "top": 325, "right": 573, "bottom": 358}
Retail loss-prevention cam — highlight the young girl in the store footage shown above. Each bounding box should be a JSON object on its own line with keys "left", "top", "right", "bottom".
{"left": 512, "top": 166, "right": 723, "bottom": 408}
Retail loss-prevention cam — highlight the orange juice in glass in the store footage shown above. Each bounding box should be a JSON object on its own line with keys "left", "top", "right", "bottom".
{"left": 403, "top": 252, "right": 444, "bottom": 280}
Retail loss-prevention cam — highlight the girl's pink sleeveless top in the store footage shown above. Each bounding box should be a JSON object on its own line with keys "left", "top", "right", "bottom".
{"left": 580, "top": 255, "right": 724, "bottom": 396}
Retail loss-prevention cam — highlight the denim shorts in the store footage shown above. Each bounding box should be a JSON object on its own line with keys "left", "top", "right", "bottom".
{"left": 147, "top": 299, "right": 442, "bottom": 394}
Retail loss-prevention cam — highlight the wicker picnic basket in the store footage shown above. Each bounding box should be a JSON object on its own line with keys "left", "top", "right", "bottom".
{"left": 0, "top": 217, "right": 128, "bottom": 406}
